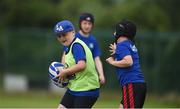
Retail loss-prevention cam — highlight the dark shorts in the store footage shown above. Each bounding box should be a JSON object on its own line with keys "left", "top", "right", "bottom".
{"left": 60, "top": 90, "right": 98, "bottom": 108}
{"left": 121, "top": 83, "right": 147, "bottom": 108}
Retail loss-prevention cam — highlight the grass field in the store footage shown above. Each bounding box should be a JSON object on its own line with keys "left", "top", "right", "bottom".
{"left": 0, "top": 90, "right": 180, "bottom": 108}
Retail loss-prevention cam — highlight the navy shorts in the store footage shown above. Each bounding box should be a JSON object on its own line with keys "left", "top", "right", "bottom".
{"left": 60, "top": 90, "right": 98, "bottom": 108}
{"left": 121, "top": 83, "right": 146, "bottom": 108}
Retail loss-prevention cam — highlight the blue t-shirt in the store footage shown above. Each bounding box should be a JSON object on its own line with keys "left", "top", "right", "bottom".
{"left": 72, "top": 43, "right": 86, "bottom": 63}
{"left": 64, "top": 32, "right": 101, "bottom": 58}
{"left": 65, "top": 38, "right": 99, "bottom": 97}
{"left": 114, "top": 40, "right": 145, "bottom": 86}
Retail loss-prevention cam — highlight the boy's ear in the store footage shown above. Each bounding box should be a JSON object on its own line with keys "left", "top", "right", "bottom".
{"left": 72, "top": 31, "right": 75, "bottom": 35}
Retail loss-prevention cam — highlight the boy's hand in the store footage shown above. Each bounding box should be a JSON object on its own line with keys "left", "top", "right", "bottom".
{"left": 99, "top": 74, "right": 105, "bottom": 85}
{"left": 56, "top": 68, "right": 67, "bottom": 82}
{"left": 109, "top": 43, "right": 116, "bottom": 55}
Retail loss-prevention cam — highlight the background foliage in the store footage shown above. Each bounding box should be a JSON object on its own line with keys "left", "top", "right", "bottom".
{"left": 0, "top": 0, "right": 180, "bottom": 93}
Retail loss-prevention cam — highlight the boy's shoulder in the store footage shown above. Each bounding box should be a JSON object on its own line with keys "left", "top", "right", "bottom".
{"left": 76, "top": 32, "right": 97, "bottom": 42}
{"left": 89, "top": 34, "right": 97, "bottom": 41}
{"left": 117, "top": 40, "right": 131, "bottom": 47}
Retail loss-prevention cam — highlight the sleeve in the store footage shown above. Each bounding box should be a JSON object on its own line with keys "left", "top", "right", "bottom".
{"left": 72, "top": 43, "right": 86, "bottom": 63}
{"left": 116, "top": 44, "right": 131, "bottom": 59}
{"left": 92, "top": 40, "right": 101, "bottom": 58}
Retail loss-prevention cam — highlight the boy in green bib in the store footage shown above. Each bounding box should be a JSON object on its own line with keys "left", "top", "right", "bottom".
{"left": 54, "top": 20, "right": 100, "bottom": 108}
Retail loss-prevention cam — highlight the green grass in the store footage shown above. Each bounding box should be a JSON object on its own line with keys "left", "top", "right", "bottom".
{"left": 0, "top": 90, "right": 179, "bottom": 108}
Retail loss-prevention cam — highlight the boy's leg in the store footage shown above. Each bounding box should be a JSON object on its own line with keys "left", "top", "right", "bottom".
{"left": 73, "top": 96, "right": 98, "bottom": 108}
{"left": 60, "top": 90, "right": 75, "bottom": 108}
{"left": 133, "top": 83, "right": 147, "bottom": 108}
{"left": 119, "top": 103, "right": 123, "bottom": 109}
{"left": 122, "top": 83, "right": 146, "bottom": 108}
{"left": 122, "top": 84, "right": 129, "bottom": 108}
{"left": 57, "top": 104, "right": 67, "bottom": 109}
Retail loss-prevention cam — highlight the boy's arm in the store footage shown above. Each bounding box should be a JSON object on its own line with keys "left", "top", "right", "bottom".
{"left": 106, "top": 55, "right": 133, "bottom": 68}
{"left": 61, "top": 60, "right": 86, "bottom": 75}
{"left": 57, "top": 60, "right": 86, "bottom": 81}
{"left": 61, "top": 51, "right": 65, "bottom": 64}
{"left": 94, "top": 56, "right": 105, "bottom": 84}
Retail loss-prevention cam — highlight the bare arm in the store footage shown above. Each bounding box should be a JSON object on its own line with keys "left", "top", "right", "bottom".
{"left": 57, "top": 60, "right": 86, "bottom": 80}
{"left": 61, "top": 51, "right": 65, "bottom": 64}
{"left": 106, "top": 55, "right": 133, "bottom": 68}
{"left": 62, "top": 60, "right": 86, "bottom": 75}
{"left": 94, "top": 56, "right": 105, "bottom": 84}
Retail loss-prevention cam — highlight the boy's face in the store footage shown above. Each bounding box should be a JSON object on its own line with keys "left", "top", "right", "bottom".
{"left": 57, "top": 31, "right": 75, "bottom": 46}
{"left": 80, "top": 20, "right": 93, "bottom": 34}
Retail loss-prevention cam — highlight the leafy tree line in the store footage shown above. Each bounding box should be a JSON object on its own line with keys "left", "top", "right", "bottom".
{"left": 0, "top": 0, "right": 179, "bottom": 31}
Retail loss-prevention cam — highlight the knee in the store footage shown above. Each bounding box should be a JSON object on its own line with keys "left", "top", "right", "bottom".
{"left": 57, "top": 104, "right": 67, "bottom": 109}
{"left": 119, "top": 103, "right": 123, "bottom": 109}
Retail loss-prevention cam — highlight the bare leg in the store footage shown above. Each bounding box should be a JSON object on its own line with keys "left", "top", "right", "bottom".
{"left": 57, "top": 104, "right": 67, "bottom": 109}
{"left": 119, "top": 103, "right": 123, "bottom": 109}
